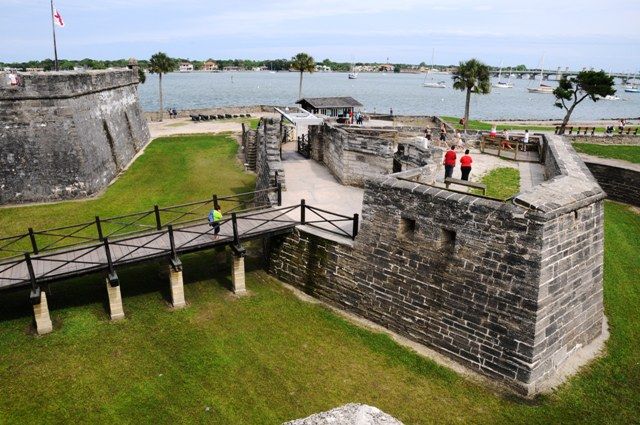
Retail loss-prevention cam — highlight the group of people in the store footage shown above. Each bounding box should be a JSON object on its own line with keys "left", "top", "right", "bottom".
{"left": 443, "top": 145, "right": 473, "bottom": 181}
{"left": 166, "top": 108, "right": 178, "bottom": 119}
{"left": 488, "top": 125, "right": 530, "bottom": 151}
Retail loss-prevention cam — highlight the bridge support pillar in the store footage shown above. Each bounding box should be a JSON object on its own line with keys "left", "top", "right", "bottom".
{"left": 31, "top": 288, "right": 53, "bottom": 335}
{"left": 231, "top": 245, "right": 247, "bottom": 295}
{"left": 105, "top": 273, "right": 125, "bottom": 321}
{"left": 169, "top": 259, "right": 186, "bottom": 309}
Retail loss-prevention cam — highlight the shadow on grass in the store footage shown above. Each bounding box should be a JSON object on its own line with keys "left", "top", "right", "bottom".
{"left": 0, "top": 243, "right": 269, "bottom": 324}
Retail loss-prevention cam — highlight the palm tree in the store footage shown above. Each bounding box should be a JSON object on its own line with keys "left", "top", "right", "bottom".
{"left": 452, "top": 59, "right": 491, "bottom": 131}
{"left": 148, "top": 52, "right": 175, "bottom": 121}
{"left": 291, "top": 52, "right": 316, "bottom": 99}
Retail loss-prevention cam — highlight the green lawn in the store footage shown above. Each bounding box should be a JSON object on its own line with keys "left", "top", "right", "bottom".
{"left": 0, "top": 202, "right": 638, "bottom": 424}
{"left": 0, "top": 133, "right": 638, "bottom": 424}
{"left": 473, "top": 167, "right": 521, "bottom": 200}
{"left": 572, "top": 143, "right": 640, "bottom": 164}
{"left": 441, "top": 116, "right": 557, "bottom": 132}
{"left": 441, "top": 116, "right": 611, "bottom": 134}
{"left": 0, "top": 133, "right": 255, "bottom": 241}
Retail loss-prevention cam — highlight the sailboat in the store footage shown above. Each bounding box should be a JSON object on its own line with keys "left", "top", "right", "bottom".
{"left": 527, "top": 56, "right": 554, "bottom": 94}
{"left": 493, "top": 61, "right": 513, "bottom": 88}
{"left": 348, "top": 60, "right": 358, "bottom": 79}
{"left": 423, "top": 49, "right": 446, "bottom": 88}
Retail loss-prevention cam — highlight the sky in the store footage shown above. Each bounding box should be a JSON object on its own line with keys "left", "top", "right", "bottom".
{"left": 1, "top": 0, "right": 639, "bottom": 72}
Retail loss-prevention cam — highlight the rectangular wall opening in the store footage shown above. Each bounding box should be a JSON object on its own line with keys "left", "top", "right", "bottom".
{"left": 439, "top": 228, "right": 456, "bottom": 251}
{"left": 399, "top": 217, "right": 416, "bottom": 239}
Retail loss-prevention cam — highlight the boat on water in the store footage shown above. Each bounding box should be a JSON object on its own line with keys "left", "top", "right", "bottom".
{"left": 493, "top": 61, "right": 513, "bottom": 88}
{"left": 423, "top": 48, "right": 446, "bottom": 88}
{"left": 528, "top": 84, "right": 554, "bottom": 94}
{"left": 527, "top": 56, "right": 554, "bottom": 93}
{"left": 625, "top": 86, "right": 640, "bottom": 93}
{"left": 598, "top": 94, "right": 621, "bottom": 100}
{"left": 348, "top": 72, "right": 358, "bottom": 79}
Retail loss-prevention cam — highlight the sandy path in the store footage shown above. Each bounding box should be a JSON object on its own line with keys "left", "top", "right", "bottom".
{"left": 147, "top": 113, "right": 277, "bottom": 139}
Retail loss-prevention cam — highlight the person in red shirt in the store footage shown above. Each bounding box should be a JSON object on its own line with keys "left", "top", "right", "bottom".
{"left": 460, "top": 149, "right": 473, "bottom": 181}
{"left": 443, "top": 145, "right": 456, "bottom": 179}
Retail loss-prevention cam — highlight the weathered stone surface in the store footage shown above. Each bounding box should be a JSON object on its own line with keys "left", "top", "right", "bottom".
{"left": 0, "top": 69, "right": 150, "bottom": 205}
{"left": 583, "top": 162, "right": 640, "bottom": 207}
{"left": 284, "top": 403, "right": 403, "bottom": 425}
{"left": 254, "top": 119, "right": 285, "bottom": 206}
{"left": 268, "top": 134, "right": 606, "bottom": 396}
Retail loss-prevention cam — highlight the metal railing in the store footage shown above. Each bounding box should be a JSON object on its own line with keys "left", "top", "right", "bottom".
{"left": 1, "top": 198, "right": 359, "bottom": 291}
{"left": 0, "top": 187, "right": 281, "bottom": 261}
{"left": 297, "top": 134, "right": 311, "bottom": 159}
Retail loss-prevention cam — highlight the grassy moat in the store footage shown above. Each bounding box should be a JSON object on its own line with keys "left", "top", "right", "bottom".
{"left": 0, "top": 135, "right": 638, "bottom": 424}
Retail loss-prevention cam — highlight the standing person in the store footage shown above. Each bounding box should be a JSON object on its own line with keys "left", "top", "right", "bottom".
{"left": 454, "top": 131, "right": 464, "bottom": 150}
{"left": 521, "top": 129, "right": 529, "bottom": 151}
{"left": 443, "top": 145, "right": 457, "bottom": 179}
{"left": 489, "top": 124, "right": 497, "bottom": 138}
{"left": 460, "top": 149, "right": 473, "bottom": 181}
{"left": 208, "top": 205, "right": 223, "bottom": 240}
{"left": 389, "top": 107, "right": 393, "bottom": 116}
{"left": 440, "top": 123, "right": 447, "bottom": 142}
{"left": 501, "top": 128, "right": 513, "bottom": 150}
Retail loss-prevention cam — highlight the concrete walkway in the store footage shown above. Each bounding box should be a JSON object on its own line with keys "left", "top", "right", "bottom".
{"left": 280, "top": 142, "right": 364, "bottom": 219}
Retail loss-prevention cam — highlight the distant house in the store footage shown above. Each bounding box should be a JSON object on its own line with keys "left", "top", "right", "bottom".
{"left": 315, "top": 65, "right": 332, "bottom": 72}
{"left": 203, "top": 60, "right": 218, "bottom": 71}
{"left": 179, "top": 62, "right": 194, "bottom": 73}
{"left": 296, "top": 96, "right": 363, "bottom": 118}
{"left": 379, "top": 63, "right": 394, "bottom": 73}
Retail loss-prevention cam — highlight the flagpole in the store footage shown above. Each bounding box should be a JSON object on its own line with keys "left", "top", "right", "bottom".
{"left": 50, "top": 0, "right": 59, "bottom": 71}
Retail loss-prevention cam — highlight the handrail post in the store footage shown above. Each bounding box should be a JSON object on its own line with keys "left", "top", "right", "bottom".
{"left": 28, "top": 228, "right": 39, "bottom": 254}
{"left": 213, "top": 194, "right": 219, "bottom": 209}
{"left": 231, "top": 213, "right": 239, "bottom": 245}
{"left": 154, "top": 205, "right": 162, "bottom": 230}
{"left": 103, "top": 237, "right": 118, "bottom": 285}
{"left": 352, "top": 213, "right": 359, "bottom": 240}
{"left": 25, "top": 252, "right": 37, "bottom": 292}
{"left": 300, "top": 199, "right": 306, "bottom": 225}
{"left": 168, "top": 224, "right": 178, "bottom": 262}
{"left": 277, "top": 183, "right": 282, "bottom": 206}
{"left": 95, "top": 216, "right": 104, "bottom": 241}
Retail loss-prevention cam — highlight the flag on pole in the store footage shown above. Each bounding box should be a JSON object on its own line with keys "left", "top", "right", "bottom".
{"left": 53, "top": 8, "right": 65, "bottom": 27}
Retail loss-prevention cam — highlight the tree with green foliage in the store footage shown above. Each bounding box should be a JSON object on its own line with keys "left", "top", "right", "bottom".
{"left": 553, "top": 70, "right": 616, "bottom": 134}
{"left": 290, "top": 52, "right": 315, "bottom": 99}
{"left": 148, "top": 52, "right": 175, "bottom": 121}
{"left": 452, "top": 59, "right": 491, "bottom": 131}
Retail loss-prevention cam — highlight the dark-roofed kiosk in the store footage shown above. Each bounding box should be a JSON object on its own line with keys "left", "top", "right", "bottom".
{"left": 296, "top": 96, "right": 363, "bottom": 118}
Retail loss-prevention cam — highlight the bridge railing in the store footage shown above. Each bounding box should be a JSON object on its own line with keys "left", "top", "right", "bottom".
{"left": 0, "top": 187, "right": 281, "bottom": 261}
{"left": 2, "top": 199, "right": 360, "bottom": 290}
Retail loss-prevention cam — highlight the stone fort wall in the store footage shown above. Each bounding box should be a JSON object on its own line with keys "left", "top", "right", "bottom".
{"left": 267, "top": 134, "right": 606, "bottom": 396}
{"left": 0, "top": 69, "right": 150, "bottom": 204}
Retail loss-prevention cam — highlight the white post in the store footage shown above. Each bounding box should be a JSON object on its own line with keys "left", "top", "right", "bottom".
{"left": 231, "top": 255, "right": 246, "bottom": 295}
{"left": 105, "top": 279, "right": 125, "bottom": 321}
{"left": 33, "top": 290, "right": 53, "bottom": 335}
{"left": 169, "top": 264, "right": 186, "bottom": 309}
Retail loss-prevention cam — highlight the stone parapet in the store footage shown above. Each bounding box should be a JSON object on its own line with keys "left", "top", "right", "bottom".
{"left": 268, "top": 133, "right": 606, "bottom": 396}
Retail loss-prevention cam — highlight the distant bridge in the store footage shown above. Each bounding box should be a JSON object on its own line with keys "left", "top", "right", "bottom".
{"left": 490, "top": 69, "right": 636, "bottom": 82}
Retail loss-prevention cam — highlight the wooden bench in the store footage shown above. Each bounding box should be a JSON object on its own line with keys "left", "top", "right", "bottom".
{"left": 618, "top": 127, "right": 639, "bottom": 135}
{"left": 445, "top": 177, "right": 487, "bottom": 196}
{"left": 555, "top": 126, "right": 596, "bottom": 136}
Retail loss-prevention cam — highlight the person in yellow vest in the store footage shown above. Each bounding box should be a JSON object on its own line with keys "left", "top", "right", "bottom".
{"left": 208, "top": 205, "right": 222, "bottom": 239}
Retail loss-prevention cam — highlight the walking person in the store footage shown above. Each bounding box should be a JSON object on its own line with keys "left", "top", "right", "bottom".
{"left": 208, "top": 205, "right": 223, "bottom": 240}
{"left": 440, "top": 123, "right": 447, "bottom": 142}
{"left": 460, "top": 149, "right": 473, "bottom": 181}
{"left": 521, "top": 129, "right": 529, "bottom": 151}
{"left": 443, "top": 145, "right": 456, "bottom": 179}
